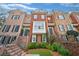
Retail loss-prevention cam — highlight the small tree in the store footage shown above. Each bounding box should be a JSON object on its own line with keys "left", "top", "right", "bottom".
{"left": 47, "top": 35, "right": 57, "bottom": 45}
{"left": 67, "top": 30, "right": 79, "bottom": 37}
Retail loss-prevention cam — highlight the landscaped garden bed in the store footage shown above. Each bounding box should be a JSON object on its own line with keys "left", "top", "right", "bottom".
{"left": 25, "top": 42, "right": 71, "bottom": 56}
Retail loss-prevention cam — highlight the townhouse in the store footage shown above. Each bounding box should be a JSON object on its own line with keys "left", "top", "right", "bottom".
{"left": 0, "top": 10, "right": 79, "bottom": 48}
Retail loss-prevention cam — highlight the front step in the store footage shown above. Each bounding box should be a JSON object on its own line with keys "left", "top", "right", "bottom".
{"left": 6, "top": 44, "right": 27, "bottom": 56}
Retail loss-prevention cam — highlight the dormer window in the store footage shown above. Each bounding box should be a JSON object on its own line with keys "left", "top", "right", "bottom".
{"left": 41, "top": 15, "right": 45, "bottom": 19}
{"left": 34, "top": 15, "right": 37, "bottom": 19}
{"left": 58, "top": 15, "right": 65, "bottom": 20}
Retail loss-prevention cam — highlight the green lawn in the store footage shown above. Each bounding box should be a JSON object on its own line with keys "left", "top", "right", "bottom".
{"left": 27, "top": 49, "right": 52, "bottom": 56}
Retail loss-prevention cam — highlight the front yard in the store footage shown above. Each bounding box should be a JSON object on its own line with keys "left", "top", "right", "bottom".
{"left": 24, "top": 42, "right": 71, "bottom": 56}
{"left": 26, "top": 49, "right": 61, "bottom": 56}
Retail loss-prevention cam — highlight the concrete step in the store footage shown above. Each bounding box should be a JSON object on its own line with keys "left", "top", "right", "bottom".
{"left": 6, "top": 44, "right": 27, "bottom": 56}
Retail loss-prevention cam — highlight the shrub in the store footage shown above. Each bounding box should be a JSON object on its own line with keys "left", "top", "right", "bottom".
{"left": 46, "top": 44, "right": 52, "bottom": 50}
{"left": 51, "top": 42, "right": 62, "bottom": 51}
{"left": 28, "top": 42, "right": 39, "bottom": 49}
{"left": 51, "top": 42, "right": 71, "bottom": 56}
{"left": 40, "top": 42, "right": 47, "bottom": 48}
{"left": 58, "top": 47, "right": 71, "bottom": 56}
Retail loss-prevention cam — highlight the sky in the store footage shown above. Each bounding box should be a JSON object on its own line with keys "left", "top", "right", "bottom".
{"left": 0, "top": 3, "right": 79, "bottom": 13}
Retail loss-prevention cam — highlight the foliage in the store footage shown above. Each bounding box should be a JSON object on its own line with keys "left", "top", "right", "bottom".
{"left": 66, "top": 30, "right": 79, "bottom": 37}
{"left": 28, "top": 42, "right": 39, "bottom": 49}
{"left": 51, "top": 42, "right": 62, "bottom": 51}
{"left": 58, "top": 47, "right": 71, "bottom": 56}
{"left": 51, "top": 42, "right": 71, "bottom": 56}
{"left": 40, "top": 42, "right": 47, "bottom": 48}
{"left": 48, "top": 35, "right": 57, "bottom": 45}
{"left": 46, "top": 44, "right": 52, "bottom": 50}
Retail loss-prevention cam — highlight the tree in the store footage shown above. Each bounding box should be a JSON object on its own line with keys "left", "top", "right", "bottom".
{"left": 47, "top": 35, "right": 57, "bottom": 45}
{"left": 66, "top": 30, "right": 79, "bottom": 42}
{"left": 66, "top": 30, "right": 79, "bottom": 37}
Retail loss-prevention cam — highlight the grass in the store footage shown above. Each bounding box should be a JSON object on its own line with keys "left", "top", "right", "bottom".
{"left": 27, "top": 49, "right": 52, "bottom": 56}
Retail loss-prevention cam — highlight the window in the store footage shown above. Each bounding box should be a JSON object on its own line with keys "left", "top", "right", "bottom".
{"left": 11, "top": 25, "right": 15, "bottom": 32}
{"left": 2, "top": 25, "right": 11, "bottom": 32}
{"left": 41, "top": 15, "right": 45, "bottom": 19}
{"left": 34, "top": 15, "right": 37, "bottom": 19}
{"left": 1, "top": 36, "right": 6, "bottom": 44}
{"left": 48, "top": 27, "right": 53, "bottom": 35}
{"left": 0, "top": 36, "right": 3, "bottom": 44}
{"left": 12, "top": 25, "right": 20, "bottom": 32}
{"left": 32, "top": 35, "right": 36, "bottom": 42}
{"left": 58, "top": 15, "right": 65, "bottom": 20}
{"left": 2, "top": 25, "right": 6, "bottom": 32}
{"left": 76, "top": 36, "right": 79, "bottom": 42}
{"left": 24, "top": 29, "right": 30, "bottom": 36}
{"left": 33, "top": 21, "right": 46, "bottom": 33}
{"left": 77, "top": 15, "right": 79, "bottom": 20}
{"left": 59, "top": 25, "right": 65, "bottom": 31}
{"left": 11, "top": 15, "right": 20, "bottom": 20}
{"left": 20, "top": 29, "right": 24, "bottom": 36}
{"left": 42, "top": 34, "right": 46, "bottom": 42}
{"left": 67, "top": 24, "right": 73, "bottom": 31}
{"left": 14, "top": 25, "right": 20, "bottom": 32}
{"left": 5, "top": 25, "right": 11, "bottom": 32}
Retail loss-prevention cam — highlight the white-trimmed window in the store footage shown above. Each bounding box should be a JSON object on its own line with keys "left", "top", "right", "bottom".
{"left": 42, "top": 34, "right": 46, "bottom": 42}
{"left": 41, "top": 15, "right": 45, "bottom": 19}
{"left": 32, "top": 35, "right": 36, "bottom": 42}
{"left": 34, "top": 15, "right": 37, "bottom": 19}
{"left": 67, "top": 24, "right": 73, "bottom": 31}
{"left": 58, "top": 15, "right": 65, "bottom": 20}
{"left": 11, "top": 25, "right": 20, "bottom": 32}
{"left": 23, "top": 28, "right": 30, "bottom": 36}
{"left": 77, "top": 15, "right": 79, "bottom": 20}
{"left": 59, "top": 25, "right": 65, "bottom": 31}
{"left": 48, "top": 27, "right": 53, "bottom": 35}
{"left": 11, "top": 15, "right": 20, "bottom": 20}
{"left": 2, "top": 25, "right": 11, "bottom": 32}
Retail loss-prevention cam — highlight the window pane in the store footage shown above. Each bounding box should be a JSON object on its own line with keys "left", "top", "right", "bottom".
{"left": 2, "top": 25, "right": 6, "bottom": 32}
{"left": 67, "top": 24, "right": 73, "bottom": 31}
{"left": 58, "top": 15, "right": 64, "bottom": 19}
{"left": 24, "top": 29, "right": 30, "bottom": 36}
{"left": 59, "top": 25, "right": 65, "bottom": 31}
{"left": 11, "top": 15, "right": 20, "bottom": 20}
{"left": 32, "top": 35, "right": 36, "bottom": 42}
{"left": 34, "top": 15, "right": 37, "bottom": 19}
{"left": 48, "top": 27, "right": 53, "bottom": 35}
{"left": 20, "top": 29, "right": 24, "bottom": 36}
{"left": 5, "top": 25, "right": 11, "bottom": 32}
{"left": 42, "top": 34, "right": 46, "bottom": 42}
{"left": 14, "top": 25, "right": 20, "bottom": 32}
{"left": 11, "top": 25, "right": 15, "bottom": 32}
{"left": 41, "top": 15, "right": 45, "bottom": 19}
